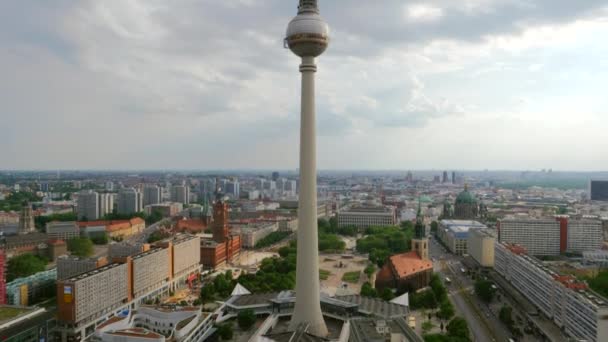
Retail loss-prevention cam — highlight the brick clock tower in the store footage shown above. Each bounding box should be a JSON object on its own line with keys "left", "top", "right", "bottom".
{"left": 412, "top": 200, "right": 429, "bottom": 260}
{"left": 212, "top": 200, "right": 229, "bottom": 243}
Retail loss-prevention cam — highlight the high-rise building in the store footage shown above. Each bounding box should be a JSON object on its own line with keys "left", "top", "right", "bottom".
{"left": 285, "top": 0, "right": 329, "bottom": 335}
{"left": 98, "top": 193, "right": 115, "bottom": 217}
{"left": 143, "top": 185, "right": 162, "bottom": 206}
{"left": 77, "top": 190, "right": 99, "bottom": 221}
{"left": 18, "top": 201, "right": 35, "bottom": 234}
{"left": 104, "top": 181, "right": 114, "bottom": 191}
{"left": 451, "top": 171, "right": 456, "bottom": 184}
{"left": 224, "top": 179, "right": 240, "bottom": 199}
{"left": 117, "top": 188, "right": 142, "bottom": 214}
{"left": 590, "top": 180, "right": 608, "bottom": 201}
{"left": 272, "top": 171, "right": 280, "bottom": 181}
{"left": 170, "top": 185, "right": 190, "bottom": 205}
{"left": 57, "top": 255, "right": 108, "bottom": 280}
{"left": 498, "top": 217, "right": 604, "bottom": 256}
{"left": 442, "top": 171, "right": 448, "bottom": 183}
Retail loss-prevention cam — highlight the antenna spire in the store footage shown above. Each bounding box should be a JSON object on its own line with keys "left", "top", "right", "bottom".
{"left": 298, "top": 0, "right": 319, "bottom": 14}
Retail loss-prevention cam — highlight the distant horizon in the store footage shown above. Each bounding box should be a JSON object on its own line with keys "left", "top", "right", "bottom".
{"left": 2, "top": 169, "right": 608, "bottom": 174}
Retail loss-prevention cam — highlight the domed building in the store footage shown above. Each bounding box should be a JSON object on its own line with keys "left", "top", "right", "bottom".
{"left": 454, "top": 185, "right": 479, "bottom": 219}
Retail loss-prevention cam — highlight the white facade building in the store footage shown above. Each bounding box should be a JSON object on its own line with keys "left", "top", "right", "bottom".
{"left": 567, "top": 219, "right": 603, "bottom": 253}
{"left": 118, "top": 188, "right": 143, "bottom": 214}
{"left": 495, "top": 242, "right": 608, "bottom": 342}
{"left": 170, "top": 186, "right": 190, "bottom": 205}
{"left": 498, "top": 218, "right": 562, "bottom": 256}
{"left": 468, "top": 228, "right": 496, "bottom": 267}
{"left": 337, "top": 206, "right": 396, "bottom": 229}
{"left": 143, "top": 185, "right": 162, "bottom": 206}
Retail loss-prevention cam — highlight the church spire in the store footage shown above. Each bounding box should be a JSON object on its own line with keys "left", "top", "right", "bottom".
{"left": 414, "top": 197, "right": 425, "bottom": 239}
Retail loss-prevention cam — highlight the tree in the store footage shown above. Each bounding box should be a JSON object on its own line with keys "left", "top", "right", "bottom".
{"left": 380, "top": 288, "right": 395, "bottom": 301}
{"left": 200, "top": 283, "right": 216, "bottom": 304}
{"left": 437, "top": 298, "right": 455, "bottom": 320}
{"left": 474, "top": 279, "right": 495, "bottom": 303}
{"left": 7, "top": 254, "right": 46, "bottom": 281}
{"left": 364, "top": 264, "right": 376, "bottom": 279}
{"left": 67, "top": 237, "right": 94, "bottom": 257}
{"left": 146, "top": 210, "right": 163, "bottom": 225}
{"left": 360, "top": 282, "right": 378, "bottom": 298}
{"left": 90, "top": 233, "right": 109, "bottom": 245}
{"left": 446, "top": 317, "right": 471, "bottom": 341}
{"left": 430, "top": 221, "right": 439, "bottom": 234}
{"left": 216, "top": 323, "right": 233, "bottom": 340}
{"left": 499, "top": 305, "right": 514, "bottom": 328}
{"left": 237, "top": 309, "right": 256, "bottom": 330}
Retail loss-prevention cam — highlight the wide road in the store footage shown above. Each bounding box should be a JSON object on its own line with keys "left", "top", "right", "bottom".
{"left": 429, "top": 237, "right": 509, "bottom": 342}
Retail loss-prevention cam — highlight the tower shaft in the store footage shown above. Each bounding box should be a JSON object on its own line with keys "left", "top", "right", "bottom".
{"left": 289, "top": 56, "right": 328, "bottom": 336}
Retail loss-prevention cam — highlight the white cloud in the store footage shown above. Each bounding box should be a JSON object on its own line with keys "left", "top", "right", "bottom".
{"left": 405, "top": 4, "right": 444, "bottom": 22}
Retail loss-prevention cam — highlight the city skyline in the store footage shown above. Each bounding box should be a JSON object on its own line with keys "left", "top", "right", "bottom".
{"left": 2, "top": 0, "right": 608, "bottom": 170}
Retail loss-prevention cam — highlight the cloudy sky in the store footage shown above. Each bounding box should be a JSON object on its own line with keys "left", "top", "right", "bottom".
{"left": 2, "top": 0, "right": 608, "bottom": 171}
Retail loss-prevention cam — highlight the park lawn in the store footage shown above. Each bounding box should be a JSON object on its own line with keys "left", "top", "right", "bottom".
{"left": 342, "top": 271, "right": 361, "bottom": 283}
{"left": 319, "top": 269, "right": 331, "bottom": 280}
{"left": 0, "top": 307, "right": 29, "bottom": 321}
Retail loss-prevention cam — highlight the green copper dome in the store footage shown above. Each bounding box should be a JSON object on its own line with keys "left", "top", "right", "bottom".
{"left": 455, "top": 189, "right": 477, "bottom": 205}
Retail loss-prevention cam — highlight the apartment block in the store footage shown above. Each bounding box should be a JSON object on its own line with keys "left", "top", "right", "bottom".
{"left": 143, "top": 185, "right": 162, "bottom": 206}
{"left": 498, "top": 217, "right": 604, "bottom": 256}
{"left": 132, "top": 248, "right": 170, "bottom": 298}
{"left": 495, "top": 242, "right": 608, "bottom": 342}
{"left": 171, "top": 235, "right": 201, "bottom": 279}
{"left": 170, "top": 185, "right": 190, "bottom": 205}
{"left": 57, "top": 255, "right": 109, "bottom": 280}
{"left": 337, "top": 205, "right": 396, "bottom": 229}
{"left": 567, "top": 219, "right": 603, "bottom": 253}
{"left": 57, "top": 263, "right": 129, "bottom": 328}
{"left": 117, "top": 188, "right": 143, "bottom": 214}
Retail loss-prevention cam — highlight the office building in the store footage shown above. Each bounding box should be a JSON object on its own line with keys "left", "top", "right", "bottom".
{"left": 498, "top": 217, "right": 604, "bottom": 256}
{"left": 170, "top": 185, "right": 190, "bottom": 205}
{"left": 495, "top": 242, "right": 608, "bottom": 342}
{"left": 57, "top": 255, "right": 109, "bottom": 280}
{"left": 442, "top": 171, "right": 448, "bottom": 184}
{"left": 169, "top": 235, "right": 201, "bottom": 279}
{"left": 468, "top": 228, "right": 496, "bottom": 267}
{"left": 143, "top": 185, "right": 162, "bottom": 206}
{"left": 451, "top": 171, "right": 456, "bottom": 184}
{"left": 337, "top": 206, "right": 397, "bottom": 230}
{"left": 590, "top": 180, "right": 608, "bottom": 201}
{"left": 117, "top": 188, "right": 142, "bottom": 214}
{"left": 438, "top": 220, "right": 486, "bottom": 256}
{"left": 238, "top": 222, "right": 279, "bottom": 248}
{"left": 77, "top": 190, "right": 99, "bottom": 221}
{"left": 144, "top": 202, "right": 183, "bottom": 218}
{"left": 46, "top": 221, "right": 79, "bottom": 241}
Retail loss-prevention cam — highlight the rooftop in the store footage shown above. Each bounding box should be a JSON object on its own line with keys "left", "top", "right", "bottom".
{"left": 388, "top": 251, "right": 433, "bottom": 279}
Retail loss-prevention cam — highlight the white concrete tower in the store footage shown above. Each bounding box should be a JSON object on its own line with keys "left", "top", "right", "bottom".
{"left": 285, "top": 0, "right": 329, "bottom": 337}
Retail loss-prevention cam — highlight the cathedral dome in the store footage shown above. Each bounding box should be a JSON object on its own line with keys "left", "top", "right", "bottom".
{"left": 455, "top": 189, "right": 477, "bottom": 205}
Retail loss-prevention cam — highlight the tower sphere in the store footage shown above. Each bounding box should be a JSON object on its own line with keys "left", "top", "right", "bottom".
{"left": 285, "top": 4, "right": 329, "bottom": 57}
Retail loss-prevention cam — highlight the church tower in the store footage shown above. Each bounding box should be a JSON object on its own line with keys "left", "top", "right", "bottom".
{"left": 212, "top": 178, "right": 229, "bottom": 243}
{"left": 411, "top": 199, "right": 429, "bottom": 260}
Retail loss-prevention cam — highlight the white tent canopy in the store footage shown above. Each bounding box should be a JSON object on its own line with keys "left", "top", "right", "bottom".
{"left": 390, "top": 292, "right": 409, "bottom": 307}
{"left": 231, "top": 283, "right": 252, "bottom": 296}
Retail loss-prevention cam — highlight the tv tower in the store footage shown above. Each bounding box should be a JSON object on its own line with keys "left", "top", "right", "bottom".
{"left": 285, "top": 0, "right": 329, "bottom": 336}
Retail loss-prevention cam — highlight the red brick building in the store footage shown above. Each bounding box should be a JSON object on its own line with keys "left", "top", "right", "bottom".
{"left": 375, "top": 251, "right": 433, "bottom": 292}
{"left": 200, "top": 199, "right": 241, "bottom": 269}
